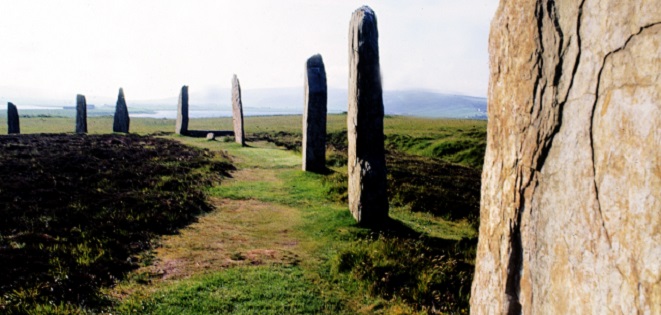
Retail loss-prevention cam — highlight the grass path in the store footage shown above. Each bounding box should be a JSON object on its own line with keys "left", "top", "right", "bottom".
{"left": 135, "top": 198, "right": 303, "bottom": 280}
{"left": 110, "top": 140, "right": 385, "bottom": 314}
{"left": 110, "top": 139, "right": 474, "bottom": 314}
{"left": 131, "top": 144, "right": 307, "bottom": 281}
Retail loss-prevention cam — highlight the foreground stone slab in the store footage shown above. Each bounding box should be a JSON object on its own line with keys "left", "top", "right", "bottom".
{"left": 75, "top": 94, "right": 87, "bottom": 134}
{"left": 471, "top": 1, "right": 661, "bottom": 314}
{"left": 7, "top": 102, "right": 19, "bottom": 134}
{"left": 113, "top": 88, "right": 130, "bottom": 133}
{"left": 302, "top": 54, "right": 327, "bottom": 172}
{"left": 347, "top": 6, "right": 388, "bottom": 225}
{"left": 175, "top": 86, "right": 189, "bottom": 135}
{"left": 231, "top": 75, "right": 245, "bottom": 146}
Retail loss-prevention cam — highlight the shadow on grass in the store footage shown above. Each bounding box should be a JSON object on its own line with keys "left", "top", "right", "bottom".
{"left": 183, "top": 130, "right": 234, "bottom": 138}
{"left": 306, "top": 167, "right": 334, "bottom": 176}
{"left": 0, "top": 133, "right": 234, "bottom": 313}
{"left": 386, "top": 153, "right": 481, "bottom": 227}
{"left": 249, "top": 131, "right": 302, "bottom": 152}
{"left": 342, "top": 217, "right": 476, "bottom": 313}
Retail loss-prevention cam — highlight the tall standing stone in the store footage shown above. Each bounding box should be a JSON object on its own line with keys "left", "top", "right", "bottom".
{"left": 75, "top": 94, "right": 87, "bottom": 134}
{"left": 231, "top": 75, "right": 245, "bottom": 146}
{"left": 113, "top": 88, "right": 130, "bottom": 133}
{"left": 175, "top": 85, "right": 189, "bottom": 135}
{"left": 7, "top": 102, "right": 19, "bottom": 134}
{"left": 471, "top": 1, "right": 660, "bottom": 314}
{"left": 302, "top": 54, "right": 328, "bottom": 172}
{"left": 347, "top": 6, "right": 388, "bottom": 225}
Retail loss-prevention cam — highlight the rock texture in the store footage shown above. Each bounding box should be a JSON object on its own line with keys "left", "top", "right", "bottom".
{"left": 232, "top": 75, "right": 245, "bottom": 146}
{"left": 175, "top": 86, "right": 189, "bottom": 135}
{"left": 347, "top": 6, "right": 388, "bottom": 225}
{"left": 302, "top": 54, "right": 328, "bottom": 172}
{"left": 113, "top": 88, "right": 130, "bottom": 133}
{"left": 471, "top": 1, "right": 660, "bottom": 314}
{"left": 7, "top": 102, "right": 19, "bottom": 134}
{"left": 75, "top": 94, "right": 87, "bottom": 134}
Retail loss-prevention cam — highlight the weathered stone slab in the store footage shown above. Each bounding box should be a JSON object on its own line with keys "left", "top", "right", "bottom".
{"left": 7, "top": 102, "right": 19, "bottom": 134}
{"left": 113, "top": 88, "right": 130, "bottom": 133}
{"left": 175, "top": 86, "right": 189, "bottom": 135}
{"left": 471, "top": 1, "right": 661, "bottom": 314}
{"left": 231, "top": 75, "right": 245, "bottom": 146}
{"left": 347, "top": 6, "right": 388, "bottom": 225}
{"left": 302, "top": 54, "right": 328, "bottom": 172}
{"left": 75, "top": 94, "right": 87, "bottom": 134}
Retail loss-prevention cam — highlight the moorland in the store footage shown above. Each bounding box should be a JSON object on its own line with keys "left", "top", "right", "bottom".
{"left": 0, "top": 114, "right": 485, "bottom": 314}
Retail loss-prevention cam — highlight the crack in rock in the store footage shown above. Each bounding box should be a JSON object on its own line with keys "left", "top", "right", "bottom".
{"left": 589, "top": 21, "right": 661, "bottom": 248}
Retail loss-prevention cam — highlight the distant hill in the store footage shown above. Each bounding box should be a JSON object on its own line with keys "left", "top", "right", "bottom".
{"left": 1, "top": 86, "right": 487, "bottom": 119}
{"left": 195, "top": 87, "right": 487, "bottom": 119}
{"left": 383, "top": 90, "right": 486, "bottom": 119}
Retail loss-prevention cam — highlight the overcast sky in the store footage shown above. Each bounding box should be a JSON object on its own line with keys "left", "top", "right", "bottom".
{"left": 0, "top": 1, "right": 498, "bottom": 102}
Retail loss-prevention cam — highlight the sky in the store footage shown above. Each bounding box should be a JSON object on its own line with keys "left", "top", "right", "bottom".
{"left": 0, "top": 1, "right": 498, "bottom": 103}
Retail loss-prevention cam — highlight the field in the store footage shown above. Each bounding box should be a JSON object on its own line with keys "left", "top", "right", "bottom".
{"left": 0, "top": 115, "right": 485, "bottom": 314}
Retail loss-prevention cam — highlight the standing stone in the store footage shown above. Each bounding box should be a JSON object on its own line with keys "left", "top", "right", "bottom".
{"left": 75, "top": 94, "right": 87, "bottom": 134}
{"left": 302, "top": 54, "right": 328, "bottom": 172}
{"left": 7, "top": 102, "right": 19, "bottom": 134}
{"left": 113, "top": 88, "right": 130, "bottom": 133}
{"left": 471, "top": 1, "right": 661, "bottom": 314}
{"left": 175, "top": 85, "right": 189, "bottom": 135}
{"left": 347, "top": 6, "right": 388, "bottom": 225}
{"left": 231, "top": 75, "right": 245, "bottom": 146}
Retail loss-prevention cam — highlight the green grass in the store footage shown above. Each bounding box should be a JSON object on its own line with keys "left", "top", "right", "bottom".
{"left": 385, "top": 132, "right": 486, "bottom": 169}
{"left": 390, "top": 208, "right": 475, "bottom": 241}
{"left": 0, "top": 115, "right": 484, "bottom": 314}
{"left": 115, "top": 266, "right": 346, "bottom": 315}
{"left": 211, "top": 170, "right": 329, "bottom": 207}
{"left": 0, "top": 115, "right": 175, "bottom": 135}
{"left": 202, "top": 140, "right": 477, "bottom": 313}
{"left": 110, "top": 141, "right": 391, "bottom": 314}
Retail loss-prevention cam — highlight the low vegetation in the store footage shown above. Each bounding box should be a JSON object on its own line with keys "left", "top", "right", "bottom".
{"left": 0, "top": 134, "right": 232, "bottom": 314}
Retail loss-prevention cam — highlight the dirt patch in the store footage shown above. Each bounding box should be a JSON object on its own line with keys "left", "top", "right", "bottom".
{"left": 230, "top": 168, "right": 280, "bottom": 183}
{"left": 135, "top": 198, "right": 303, "bottom": 282}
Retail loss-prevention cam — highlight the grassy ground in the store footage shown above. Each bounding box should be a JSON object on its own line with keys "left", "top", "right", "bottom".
{"left": 0, "top": 115, "right": 485, "bottom": 168}
{"left": 0, "top": 115, "right": 483, "bottom": 314}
